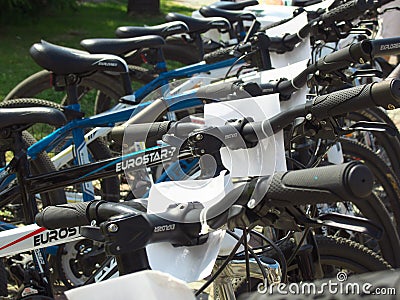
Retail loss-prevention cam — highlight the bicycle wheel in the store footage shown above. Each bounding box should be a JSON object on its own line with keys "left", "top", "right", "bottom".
{"left": 4, "top": 70, "right": 125, "bottom": 116}
{"left": 0, "top": 98, "right": 120, "bottom": 202}
{"left": 0, "top": 131, "right": 67, "bottom": 298}
{"left": 345, "top": 107, "right": 400, "bottom": 177}
{"left": 340, "top": 138, "right": 400, "bottom": 233}
{"left": 228, "top": 235, "right": 391, "bottom": 298}
{"left": 306, "top": 235, "right": 392, "bottom": 272}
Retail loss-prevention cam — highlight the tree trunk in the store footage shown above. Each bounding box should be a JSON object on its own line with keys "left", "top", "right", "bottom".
{"left": 127, "top": 0, "right": 160, "bottom": 14}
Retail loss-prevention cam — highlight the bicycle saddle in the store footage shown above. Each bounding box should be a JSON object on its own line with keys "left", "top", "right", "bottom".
{"left": 199, "top": 6, "right": 256, "bottom": 23}
{"left": 30, "top": 40, "right": 129, "bottom": 75}
{"left": 0, "top": 107, "right": 67, "bottom": 130}
{"left": 165, "top": 13, "right": 231, "bottom": 34}
{"left": 80, "top": 35, "right": 165, "bottom": 55}
{"left": 115, "top": 21, "right": 189, "bottom": 39}
{"left": 210, "top": 0, "right": 259, "bottom": 10}
{"left": 292, "top": 0, "right": 322, "bottom": 7}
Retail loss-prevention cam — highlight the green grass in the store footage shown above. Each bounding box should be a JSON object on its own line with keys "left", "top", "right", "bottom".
{"left": 0, "top": 0, "right": 192, "bottom": 100}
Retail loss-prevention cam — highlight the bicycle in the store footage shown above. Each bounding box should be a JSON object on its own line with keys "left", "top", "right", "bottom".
{"left": 0, "top": 70, "right": 399, "bottom": 297}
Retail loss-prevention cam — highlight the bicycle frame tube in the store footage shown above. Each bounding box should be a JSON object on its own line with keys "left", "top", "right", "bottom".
{"left": 155, "top": 158, "right": 199, "bottom": 183}
{"left": 27, "top": 91, "right": 203, "bottom": 159}
{"left": 133, "top": 58, "right": 238, "bottom": 101}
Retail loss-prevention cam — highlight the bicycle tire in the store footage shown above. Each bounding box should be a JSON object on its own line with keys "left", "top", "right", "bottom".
{"left": 234, "top": 235, "right": 391, "bottom": 298}
{"left": 340, "top": 138, "right": 400, "bottom": 234}
{"left": 0, "top": 131, "right": 67, "bottom": 298}
{"left": 312, "top": 235, "right": 392, "bottom": 271}
{"left": 0, "top": 260, "right": 6, "bottom": 297}
{"left": 121, "top": 37, "right": 202, "bottom": 66}
{"left": 163, "top": 39, "right": 202, "bottom": 65}
{"left": 4, "top": 70, "right": 125, "bottom": 116}
{"left": 21, "top": 131, "right": 67, "bottom": 206}
{"left": 346, "top": 107, "right": 400, "bottom": 177}
{"left": 0, "top": 98, "right": 120, "bottom": 202}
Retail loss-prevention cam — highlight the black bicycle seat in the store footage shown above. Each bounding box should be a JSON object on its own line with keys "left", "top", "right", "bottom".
{"left": 115, "top": 21, "right": 189, "bottom": 38}
{"left": 210, "top": 0, "right": 259, "bottom": 10}
{"left": 165, "top": 13, "right": 231, "bottom": 34}
{"left": 199, "top": 6, "right": 256, "bottom": 23}
{"left": 0, "top": 107, "right": 67, "bottom": 130}
{"left": 80, "top": 35, "right": 165, "bottom": 55}
{"left": 30, "top": 40, "right": 129, "bottom": 75}
{"left": 292, "top": 0, "right": 322, "bottom": 7}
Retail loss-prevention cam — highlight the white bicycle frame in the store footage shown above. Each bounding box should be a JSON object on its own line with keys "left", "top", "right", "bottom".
{"left": 0, "top": 224, "right": 82, "bottom": 258}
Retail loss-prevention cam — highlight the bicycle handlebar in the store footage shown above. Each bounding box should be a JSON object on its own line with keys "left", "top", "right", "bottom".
{"left": 110, "top": 78, "right": 400, "bottom": 152}
{"left": 319, "top": 0, "right": 374, "bottom": 25}
{"left": 35, "top": 162, "right": 373, "bottom": 252}
{"left": 195, "top": 37, "right": 400, "bottom": 100}
{"left": 35, "top": 201, "right": 142, "bottom": 229}
{"left": 310, "top": 79, "right": 400, "bottom": 119}
{"left": 253, "top": 162, "right": 372, "bottom": 209}
{"left": 241, "top": 79, "right": 400, "bottom": 143}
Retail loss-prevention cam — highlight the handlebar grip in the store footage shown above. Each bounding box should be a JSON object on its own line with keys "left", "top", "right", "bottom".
{"left": 316, "top": 40, "right": 372, "bottom": 72}
{"left": 204, "top": 46, "right": 235, "bottom": 64}
{"left": 269, "top": 34, "right": 301, "bottom": 53}
{"left": 254, "top": 162, "right": 373, "bottom": 207}
{"left": 35, "top": 202, "right": 90, "bottom": 229}
{"left": 311, "top": 79, "right": 400, "bottom": 119}
{"left": 320, "top": 0, "right": 374, "bottom": 24}
{"left": 196, "top": 81, "right": 245, "bottom": 100}
{"left": 111, "top": 121, "right": 172, "bottom": 144}
{"left": 370, "top": 37, "right": 400, "bottom": 58}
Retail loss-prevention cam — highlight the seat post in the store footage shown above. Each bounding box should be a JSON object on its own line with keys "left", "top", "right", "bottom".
{"left": 154, "top": 48, "right": 167, "bottom": 73}
{"left": 65, "top": 74, "right": 81, "bottom": 107}
{"left": 192, "top": 32, "right": 205, "bottom": 60}
{"left": 235, "top": 20, "right": 246, "bottom": 41}
{"left": 63, "top": 73, "right": 96, "bottom": 201}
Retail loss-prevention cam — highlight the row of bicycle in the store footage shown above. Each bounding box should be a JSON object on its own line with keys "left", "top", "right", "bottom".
{"left": 1, "top": 0, "right": 400, "bottom": 299}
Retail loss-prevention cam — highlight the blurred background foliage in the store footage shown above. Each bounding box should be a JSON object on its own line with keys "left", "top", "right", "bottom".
{"left": 0, "top": 0, "right": 79, "bottom": 24}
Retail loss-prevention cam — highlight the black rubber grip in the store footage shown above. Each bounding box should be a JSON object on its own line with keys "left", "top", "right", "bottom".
{"left": 196, "top": 81, "right": 253, "bottom": 101}
{"left": 316, "top": 41, "right": 372, "bottom": 72}
{"left": 203, "top": 46, "right": 235, "bottom": 64}
{"left": 35, "top": 202, "right": 90, "bottom": 229}
{"left": 269, "top": 34, "right": 301, "bottom": 53}
{"left": 111, "top": 121, "right": 172, "bottom": 144}
{"left": 311, "top": 79, "right": 400, "bottom": 119}
{"left": 320, "top": 0, "right": 374, "bottom": 25}
{"left": 253, "top": 162, "right": 373, "bottom": 207}
{"left": 370, "top": 37, "right": 400, "bottom": 58}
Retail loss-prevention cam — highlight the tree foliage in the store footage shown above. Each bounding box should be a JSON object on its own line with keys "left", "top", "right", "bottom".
{"left": 0, "top": 0, "right": 78, "bottom": 24}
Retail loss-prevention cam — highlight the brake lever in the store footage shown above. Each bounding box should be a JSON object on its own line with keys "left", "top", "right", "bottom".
{"left": 343, "top": 121, "right": 398, "bottom": 137}
{"left": 280, "top": 207, "right": 382, "bottom": 240}
{"left": 318, "top": 212, "right": 383, "bottom": 240}
{"left": 81, "top": 225, "right": 105, "bottom": 242}
{"left": 348, "top": 27, "right": 373, "bottom": 36}
{"left": 162, "top": 133, "right": 187, "bottom": 148}
{"left": 350, "top": 69, "right": 384, "bottom": 79}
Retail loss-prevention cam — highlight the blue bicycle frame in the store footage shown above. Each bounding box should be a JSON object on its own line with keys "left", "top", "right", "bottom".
{"left": 23, "top": 56, "right": 239, "bottom": 199}
{"left": 131, "top": 57, "right": 237, "bottom": 103}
